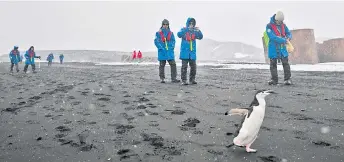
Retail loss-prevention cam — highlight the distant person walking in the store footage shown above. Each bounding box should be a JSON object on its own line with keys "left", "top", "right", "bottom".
{"left": 47, "top": 53, "right": 54, "bottom": 66}
{"left": 137, "top": 50, "right": 142, "bottom": 59}
{"left": 265, "top": 11, "right": 293, "bottom": 85}
{"left": 24, "top": 46, "right": 41, "bottom": 73}
{"left": 154, "top": 19, "right": 180, "bottom": 83}
{"left": 59, "top": 54, "right": 64, "bottom": 64}
{"left": 9, "top": 46, "right": 22, "bottom": 73}
{"left": 132, "top": 50, "right": 137, "bottom": 60}
{"left": 177, "top": 17, "right": 203, "bottom": 85}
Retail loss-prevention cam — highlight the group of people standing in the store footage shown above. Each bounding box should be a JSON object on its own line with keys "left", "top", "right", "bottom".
{"left": 132, "top": 50, "right": 143, "bottom": 60}
{"left": 46, "top": 53, "right": 65, "bottom": 66}
{"left": 155, "top": 11, "right": 293, "bottom": 86}
{"left": 154, "top": 17, "right": 203, "bottom": 85}
{"left": 9, "top": 45, "right": 65, "bottom": 73}
{"left": 9, "top": 11, "right": 293, "bottom": 86}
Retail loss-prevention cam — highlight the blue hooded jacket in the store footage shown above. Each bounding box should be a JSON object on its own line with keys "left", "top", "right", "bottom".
{"left": 266, "top": 14, "right": 292, "bottom": 59}
{"left": 47, "top": 53, "right": 54, "bottom": 62}
{"left": 9, "top": 46, "right": 21, "bottom": 64}
{"left": 177, "top": 17, "right": 203, "bottom": 60}
{"left": 154, "top": 28, "right": 176, "bottom": 61}
{"left": 25, "top": 48, "right": 40, "bottom": 65}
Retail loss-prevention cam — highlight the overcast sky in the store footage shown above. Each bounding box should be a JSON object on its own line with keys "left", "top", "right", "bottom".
{"left": 0, "top": 1, "right": 343, "bottom": 54}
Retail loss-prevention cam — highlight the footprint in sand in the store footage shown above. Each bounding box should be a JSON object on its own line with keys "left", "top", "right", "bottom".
{"left": 102, "top": 110, "right": 110, "bottom": 114}
{"left": 71, "top": 101, "right": 81, "bottom": 106}
{"left": 29, "top": 96, "right": 41, "bottom": 100}
{"left": 193, "top": 130, "right": 203, "bottom": 135}
{"left": 81, "top": 91, "right": 89, "bottom": 96}
{"left": 258, "top": 156, "right": 285, "bottom": 162}
{"left": 64, "top": 120, "right": 72, "bottom": 124}
{"left": 175, "top": 100, "right": 183, "bottom": 103}
{"left": 171, "top": 110, "right": 186, "bottom": 115}
{"left": 137, "top": 105, "right": 147, "bottom": 109}
{"left": 124, "top": 106, "right": 136, "bottom": 111}
{"left": 98, "top": 97, "right": 110, "bottom": 101}
{"left": 93, "top": 93, "right": 105, "bottom": 96}
{"left": 145, "top": 110, "right": 158, "bottom": 115}
{"left": 138, "top": 97, "right": 150, "bottom": 102}
{"left": 293, "top": 130, "right": 310, "bottom": 140}
{"left": 117, "top": 149, "right": 141, "bottom": 161}
{"left": 121, "top": 100, "right": 130, "bottom": 104}
{"left": 44, "top": 114, "right": 53, "bottom": 117}
{"left": 55, "top": 133, "right": 67, "bottom": 138}
{"left": 124, "top": 94, "right": 131, "bottom": 98}
{"left": 312, "top": 140, "right": 331, "bottom": 147}
{"left": 114, "top": 124, "right": 135, "bottom": 134}
{"left": 88, "top": 121, "right": 97, "bottom": 125}
{"left": 120, "top": 113, "right": 135, "bottom": 121}
{"left": 207, "top": 149, "right": 223, "bottom": 155}
{"left": 141, "top": 133, "right": 164, "bottom": 147}
{"left": 68, "top": 96, "right": 76, "bottom": 100}
{"left": 261, "top": 126, "right": 271, "bottom": 131}
{"left": 26, "top": 120, "right": 40, "bottom": 124}
{"left": 136, "top": 112, "right": 145, "bottom": 117}
{"left": 182, "top": 118, "right": 200, "bottom": 127}
{"left": 149, "top": 121, "right": 159, "bottom": 127}
{"left": 146, "top": 103, "right": 157, "bottom": 108}
{"left": 55, "top": 126, "right": 71, "bottom": 132}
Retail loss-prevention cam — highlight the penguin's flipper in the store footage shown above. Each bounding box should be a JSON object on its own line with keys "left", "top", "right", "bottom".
{"left": 228, "top": 108, "right": 249, "bottom": 116}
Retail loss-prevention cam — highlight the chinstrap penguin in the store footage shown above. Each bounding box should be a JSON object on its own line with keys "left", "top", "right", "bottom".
{"left": 224, "top": 89, "right": 276, "bottom": 153}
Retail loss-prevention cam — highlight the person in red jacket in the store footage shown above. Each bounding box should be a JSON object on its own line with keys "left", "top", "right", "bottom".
{"left": 137, "top": 50, "right": 142, "bottom": 59}
{"left": 132, "top": 50, "right": 137, "bottom": 60}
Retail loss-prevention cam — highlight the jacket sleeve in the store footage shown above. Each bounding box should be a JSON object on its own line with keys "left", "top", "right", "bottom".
{"left": 285, "top": 25, "right": 292, "bottom": 40}
{"left": 195, "top": 29, "right": 203, "bottom": 40}
{"left": 25, "top": 51, "right": 30, "bottom": 59}
{"left": 34, "top": 52, "right": 40, "bottom": 58}
{"left": 171, "top": 32, "right": 176, "bottom": 49}
{"left": 266, "top": 24, "right": 287, "bottom": 44}
{"left": 154, "top": 32, "right": 164, "bottom": 50}
{"left": 177, "top": 27, "right": 187, "bottom": 38}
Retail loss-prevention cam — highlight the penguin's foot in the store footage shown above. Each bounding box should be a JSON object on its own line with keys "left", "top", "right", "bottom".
{"left": 246, "top": 148, "right": 257, "bottom": 153}
{"left": 245, "top": 143, "right": 257, "bottom": 153}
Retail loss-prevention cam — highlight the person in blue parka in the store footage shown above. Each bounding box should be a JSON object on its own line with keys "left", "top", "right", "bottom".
{"left": 154, "top": 19, "right": 180, "bottom": 83}
{"left": 177, "top": 17, "right": 203, "bottom": 85}
{"left": 24, "top": 46, "right": 41, "bottom": 73}
{"left": 266, "top": 11, "right": 292, "bottom": 85}
{"left": 47, "top": 53, "right": 54, "bottom": 66}
{"left": 59, "top": 54, "right": 64, "bottom": 64}
{"left": 9, "top": 46, "right": 22, "bottom": 73}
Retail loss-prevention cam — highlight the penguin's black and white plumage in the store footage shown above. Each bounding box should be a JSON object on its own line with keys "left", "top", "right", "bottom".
{"left": 224, "top": 89, "right": 276, "bottom": 153}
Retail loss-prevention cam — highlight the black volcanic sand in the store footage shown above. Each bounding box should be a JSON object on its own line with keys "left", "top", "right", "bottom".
{"left": 0, "top": 62, "right": 343, "bottom": 162}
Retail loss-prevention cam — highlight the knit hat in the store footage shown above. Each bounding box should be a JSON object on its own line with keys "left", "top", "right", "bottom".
{"left": 162, "top": 19, "right": 169, "bottom": 25}
{"left": 275, "top": 11, "right": 284, "bottom": 22}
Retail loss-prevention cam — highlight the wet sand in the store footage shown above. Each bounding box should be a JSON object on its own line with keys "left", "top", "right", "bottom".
{"left": 0, "top": 62, "right": 343, "bottom": 162}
